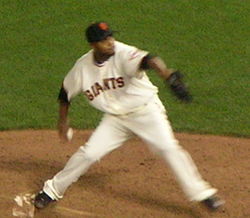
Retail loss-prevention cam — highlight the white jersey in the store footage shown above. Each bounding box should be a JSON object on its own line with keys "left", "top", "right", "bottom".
{"left": 63, "top": 41, "right": 159, "bottom": 115}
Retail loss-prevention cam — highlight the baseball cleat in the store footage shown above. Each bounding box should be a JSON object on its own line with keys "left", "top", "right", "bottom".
{"left": 34, "top": 191, "right": 54, "bottom": 209}
{"left": 201, "top": 195, "right": 225, "bottom": 211}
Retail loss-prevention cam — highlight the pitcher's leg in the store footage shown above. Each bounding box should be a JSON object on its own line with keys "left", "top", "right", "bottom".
{"left": 43, "top": 146, "right": 93, "bottom": 200}
{"left": 43, "top": 114, "right": 132, "bottom": 200}
{"left": 160, "top": 141, "right": 217, "bottom": 201}
{"left": 126, "top": 103, "right": 217, "bottom": 201}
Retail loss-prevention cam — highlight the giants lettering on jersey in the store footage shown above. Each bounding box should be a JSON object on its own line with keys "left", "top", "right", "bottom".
{"left": 84, "top": 77, "right": 125, "bottom": 101}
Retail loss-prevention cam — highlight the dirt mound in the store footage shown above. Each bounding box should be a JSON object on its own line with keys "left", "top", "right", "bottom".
{"left": 0, "top": 130, "right": 249, "bottom": 217}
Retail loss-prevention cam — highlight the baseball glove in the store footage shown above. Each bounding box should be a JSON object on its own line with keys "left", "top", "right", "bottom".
{"left": 166, "top": 71, "right": 192, "bottom": 103}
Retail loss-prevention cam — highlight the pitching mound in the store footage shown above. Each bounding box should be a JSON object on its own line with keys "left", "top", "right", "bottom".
{"left": 0, "top": 130, "right": 249, "bottom": 218}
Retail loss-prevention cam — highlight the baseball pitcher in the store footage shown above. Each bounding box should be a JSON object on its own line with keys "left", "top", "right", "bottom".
{"left": 34, "top": 22, "right": 224, "bottom": 211}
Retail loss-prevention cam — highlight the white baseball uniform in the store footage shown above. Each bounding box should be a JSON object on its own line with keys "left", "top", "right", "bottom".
{"left": 43, "top": 41, "right": 217, "bottom": 202}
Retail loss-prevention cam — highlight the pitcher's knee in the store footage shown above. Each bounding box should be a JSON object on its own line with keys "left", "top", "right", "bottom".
{"left": 153, "top": 140, "right": 181, "bottom": 154}
{"left": 80, "top": 144, "right": 106, "bottom": 162}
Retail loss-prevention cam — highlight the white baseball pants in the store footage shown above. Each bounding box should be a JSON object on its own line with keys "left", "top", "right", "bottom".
{"left": 43, "top": 97, "right": 217, "bottom": 202}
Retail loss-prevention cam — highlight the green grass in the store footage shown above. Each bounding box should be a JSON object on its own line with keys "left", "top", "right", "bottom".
{"left": 0, "top": 0, "right": 249, "bottom": 137}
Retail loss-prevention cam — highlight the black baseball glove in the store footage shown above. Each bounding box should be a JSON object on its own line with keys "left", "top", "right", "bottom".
{"left": 166, "top": 71, "right": 192, "bottom": 103}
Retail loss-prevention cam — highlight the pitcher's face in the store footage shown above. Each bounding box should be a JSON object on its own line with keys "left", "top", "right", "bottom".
{"left": 92, "top": 36, "right": 115, "bottom": 56}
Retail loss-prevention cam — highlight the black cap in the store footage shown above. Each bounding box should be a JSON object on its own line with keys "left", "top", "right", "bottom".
{"left": 85, "top": 22, "right": 113, "bottom": 43}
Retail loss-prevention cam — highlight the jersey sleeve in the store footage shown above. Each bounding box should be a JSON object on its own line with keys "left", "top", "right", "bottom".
{"left": 120, "top": 43, "right": 149, "bottom": 77}
{"left": 63, "top": 61, "right": 83, "bottom": 101}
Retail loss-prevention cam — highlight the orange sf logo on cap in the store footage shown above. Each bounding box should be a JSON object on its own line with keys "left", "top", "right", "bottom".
{"left": 99, "top": 22, "right": 109, "bottom": 30}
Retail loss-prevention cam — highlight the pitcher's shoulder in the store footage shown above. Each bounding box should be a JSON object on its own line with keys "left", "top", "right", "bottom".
{"left": 74, "top": 50, "right": 93, "bottom": 66}
{"left": 115, "top": 41, "right": 137, "bottom": 52}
